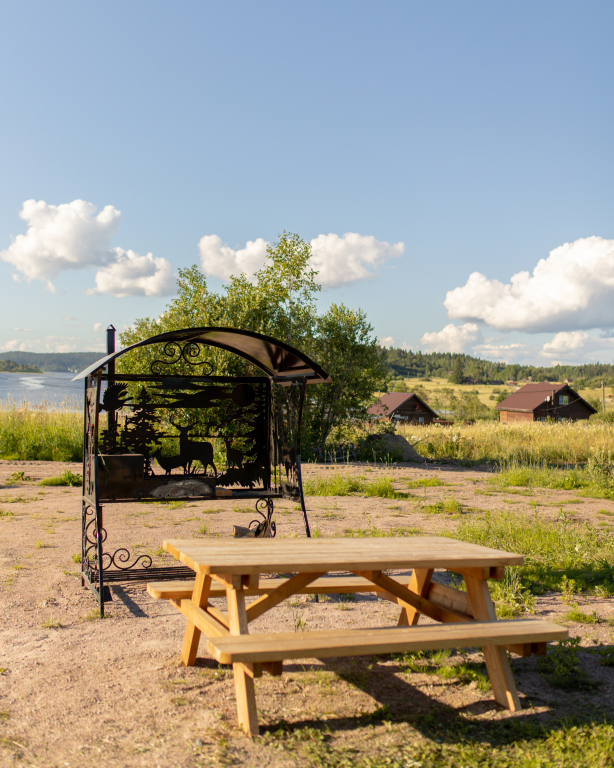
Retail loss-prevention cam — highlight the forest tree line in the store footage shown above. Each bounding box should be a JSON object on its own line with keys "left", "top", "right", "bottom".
{"left": 380, "top": 346, "right": 614, "bottom": 389}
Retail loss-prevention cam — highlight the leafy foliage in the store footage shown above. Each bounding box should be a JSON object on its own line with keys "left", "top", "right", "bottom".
{"left": 118, "top": 233, "right": 386, "bottom": 457}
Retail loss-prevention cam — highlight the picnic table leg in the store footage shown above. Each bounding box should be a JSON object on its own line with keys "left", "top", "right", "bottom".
{"left": 465, "top": 575, "right": 521, "bottom": 711}
{"left": 226, "top": 581, "right": 259, "bottom": 737}
{"left": 181, "top": 573, "right": 212, "bottom": 666}
{"left": 398, "top": 568, "right": 433, "bottom": 626}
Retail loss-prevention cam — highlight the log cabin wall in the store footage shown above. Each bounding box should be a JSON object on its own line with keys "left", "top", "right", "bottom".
{"left": 499, "top": 410, "right": 534, "bottom": 423}
{"left": 394, "top": 396, "right": 437, "bottom": 424}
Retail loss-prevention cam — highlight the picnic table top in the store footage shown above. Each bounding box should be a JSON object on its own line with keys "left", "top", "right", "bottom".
{"left": 163, "top": 536, "right": 523, "bottom": 575}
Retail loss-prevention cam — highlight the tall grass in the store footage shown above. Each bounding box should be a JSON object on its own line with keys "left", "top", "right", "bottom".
{"left": 397, "top": 420, "right": 614, "bottom": 465}
{"left": 455, "top": 510, "right": 614, "bottom": 593}
{"left": 0, "top": 402, "right": 82, "bottom": 461}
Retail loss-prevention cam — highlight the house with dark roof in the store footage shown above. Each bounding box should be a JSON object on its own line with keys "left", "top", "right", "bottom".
{"left": 367, "top": 392, "right": 439, "bottom": 424}
{"left": 495, "top": 382, "right": 597, "bottom": 423}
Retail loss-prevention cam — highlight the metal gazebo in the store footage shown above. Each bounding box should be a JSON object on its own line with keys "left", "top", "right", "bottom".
{"left": 73, "top": 327, "right": 330, "bottom": 615}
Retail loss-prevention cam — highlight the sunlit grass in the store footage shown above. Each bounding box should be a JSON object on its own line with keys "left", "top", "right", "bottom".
{"left": 455, "top": 509, "right": 614, "bottom": 594}
{"left": 0, "top": 401, "right": 82, "bottom": 461}
{"left": 397, "top": 419, "right": 614, "bottom": 466}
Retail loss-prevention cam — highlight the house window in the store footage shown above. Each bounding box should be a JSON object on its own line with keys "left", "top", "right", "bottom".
{"left": 419, "top": 416, "right": 424, "bottom": 423}
{"left": 559, "top": 395, "right": 569, "bottom": 405}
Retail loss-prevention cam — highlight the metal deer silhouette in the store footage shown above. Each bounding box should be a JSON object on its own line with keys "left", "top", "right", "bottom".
{"left": 152, "top": 448, "right": 188, "bottom": 476}
{"left": 170, "top": 418, "right": 217, "bottom": 477}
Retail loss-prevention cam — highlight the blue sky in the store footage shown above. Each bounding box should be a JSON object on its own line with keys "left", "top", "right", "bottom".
{"left": 1, "top": 1, "right": 613, "bottom": 365}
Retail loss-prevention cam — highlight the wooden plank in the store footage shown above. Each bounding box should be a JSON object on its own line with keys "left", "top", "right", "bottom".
{"left": 226, "top": 584, "right": 259, "bottom": 737}
{"left": 464, "top": 575, "right": 521, "bottom": 711}
{"left": 207, "top": 603, "right": 230, "bottom": 629}
{"left": 163, "top": 537, "right": 524, "bottom": 576}
{"left": 453, "top": 566, "right": 505, "bottom": 581}
{"left": 206, "top": 619, "right": 568, "bottom": 664}
{"left": 427, "top": 582, "right": 474, "bottom": 618}
{"left": 180, "top": 573, "right": 211, "bottom": 666}
{"left": 148, "top": 574, "right": 417, "bottom": 601}
{"left": 399, "top": 568, "right": 433, "bottom": 626}
{"left": 233, "top": 663, "right": 259, "bottom": 737}
{"left": 354, "top": 570, "right": 472, "bottom": 625}
{"left": 505, "top": 642, "right": 547, "bottom": 657}
{"left": 263, "top": 661, "right": 283, "bottom": 676}
{"left": 245, "top": 572, "right": 326, "bottom": 623}
{"left": 178, "top": 599, "right": 229, "bottom": 639}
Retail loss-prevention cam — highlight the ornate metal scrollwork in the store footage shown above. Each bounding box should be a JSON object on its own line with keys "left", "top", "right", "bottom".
{"left": 101, "top": 549, "right": 153, "bottom": 571}
{"left": 150, "top": 341, "right": 214, "bottom": 376}
{"left": 82, "top": 502, "right": 106, "bottom": 579}
{"left": 248, "top": 497, "right": 276, "bottom": 538}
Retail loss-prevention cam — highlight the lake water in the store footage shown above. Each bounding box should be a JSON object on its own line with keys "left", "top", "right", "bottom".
{"left": 0, "top": 371, "right": 84, "bottom": 410}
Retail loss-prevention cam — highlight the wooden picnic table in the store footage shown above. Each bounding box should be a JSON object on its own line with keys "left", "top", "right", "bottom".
{"left": 151, "top": 537, "right": 567, "bottom": 736}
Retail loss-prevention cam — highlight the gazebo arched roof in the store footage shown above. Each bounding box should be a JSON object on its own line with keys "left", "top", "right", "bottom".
{"left": 72, "top": 327, "right": 331, "bottom": 383}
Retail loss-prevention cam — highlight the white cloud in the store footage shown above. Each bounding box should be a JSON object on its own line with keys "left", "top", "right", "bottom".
{"left": 1, "top": 199, "right": 121, "bottom": 289}
{"left": 198, "top": 232, "right": 404, "bottom": 288}
{"left": 87, "top": 249, "right": 175, "bottom": 297}
{"left": 378, "top": 336, "right": 413, "bottom": 351}
{"left": 198, "top": 235, "right": 269, "bottom": 282}
{"left": 1, "top": 340, "right": 20, "bottom": 351}
{"left": 1, "top": 199, "right": 175, "bottom": 297}
{"left": 378, "top": 336, "right": 397, "bottom": 348}
{"left": 92, "top": 323, "right": 104, "bottom": 333}
{"left": 420, "top": 323, "right": 482, "bottom": 353}
{"left": 444, "top": 237, "right": 614, "bottom": 333}
{"left": 541, "top": 331, "right": 614, "bottom": 359}
{"left": 309, "top": 233, "right": 404, "bottom": 288}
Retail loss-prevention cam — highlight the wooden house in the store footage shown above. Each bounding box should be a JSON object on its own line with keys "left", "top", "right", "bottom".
{"left": 368, "top": 392, "right": 439, "bottom": 424}
{"left": 495, "top": 383, "right": 597, "bottom": 423}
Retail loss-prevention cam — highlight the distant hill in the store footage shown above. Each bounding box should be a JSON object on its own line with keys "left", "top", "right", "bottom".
{"left": 0, "top": 359, "right": 42, "bottom": 373}
{"left": 0, "top": 351, "right": 102, "bottom": 373}
{"left": 380, "top": 346, "right": 614, "bottom": 388}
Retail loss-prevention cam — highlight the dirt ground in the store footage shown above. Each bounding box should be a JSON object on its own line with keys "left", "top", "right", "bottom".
{"left": 1, "top": 459, "right": 614, "bottom": 767}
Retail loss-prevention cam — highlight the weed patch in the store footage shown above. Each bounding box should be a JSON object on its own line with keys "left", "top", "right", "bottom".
{"left": 404, "top": 476, "right": 446, "bottom": 488}
{"left": 40, "top": 470, "right": 82, "bottom": 487}
{"left": 423, "top": 497, "right": 462, "bottom": 515}
{"left": 303, "top": 474, "right": 365, "bottom": 496}
{"left": 364, "top": 477, "right": 411, "bottom": 500}
{"left": 41, "top": 616, "right": 62, "bottom": 629}
{"left": 538, "top": 637, "right": 599, "bottom": 691}
{"left": 344, "top": 521, "right": 422, "bottom": 537}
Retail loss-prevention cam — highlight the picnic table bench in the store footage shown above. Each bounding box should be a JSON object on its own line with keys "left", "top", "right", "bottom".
{"left": 149, "top": 537, "right": 567, "bottom": 736}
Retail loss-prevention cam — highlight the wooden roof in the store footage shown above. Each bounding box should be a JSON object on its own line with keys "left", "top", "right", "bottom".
{"left": 495, "top": 382, "right": 597, "bottom": 414}
{"left": 367, "top": 392, "right": 439, "bottom": 418}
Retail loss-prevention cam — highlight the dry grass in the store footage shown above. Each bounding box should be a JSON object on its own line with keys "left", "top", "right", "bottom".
{"left": 397, "top": 420, "right": 614, "bottom": 465}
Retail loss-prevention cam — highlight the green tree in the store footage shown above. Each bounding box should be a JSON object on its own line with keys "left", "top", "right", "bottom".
{"left": 449, "top": 358, "right": 465, "bottom": 384}
{"left": 118, "top": 233, "right": 385, "bottom": 458}
{"left": 305, "top": 303, "right": 386, "bottom": 454}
